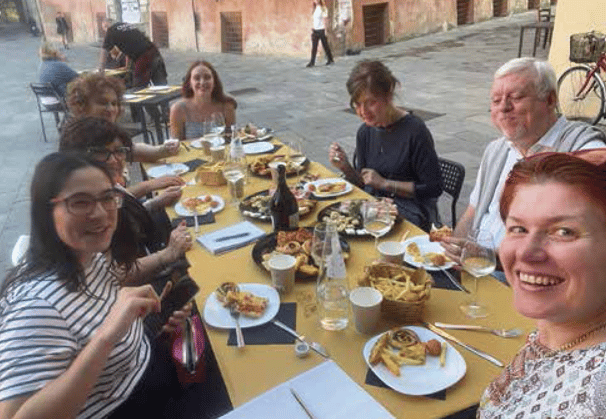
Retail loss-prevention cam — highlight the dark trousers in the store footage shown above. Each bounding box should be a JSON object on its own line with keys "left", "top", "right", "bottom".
{"left": 310, "top": 29, "right": 334, "bottom": 64}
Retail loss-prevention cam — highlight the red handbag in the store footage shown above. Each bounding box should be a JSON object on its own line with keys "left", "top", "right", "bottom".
{"left": 171, "top": 312, "right": 207, "bottom": 384}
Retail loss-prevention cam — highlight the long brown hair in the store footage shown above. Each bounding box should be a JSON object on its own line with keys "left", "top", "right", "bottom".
{"left": 181, "top": 60, "right": 237, "bottom": 109}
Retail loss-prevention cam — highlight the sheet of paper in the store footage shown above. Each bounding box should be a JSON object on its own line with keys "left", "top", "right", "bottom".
{"left": 219, "top": 360, "right": 395, "bottom": 419}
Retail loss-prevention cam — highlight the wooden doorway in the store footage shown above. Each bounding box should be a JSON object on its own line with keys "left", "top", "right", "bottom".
{"left": 493, "top": 0, "right": 507, "bottom": 17}
{"left": 363, "top": 3, "right": 388, "bottom": 47}
{"left": 457, "top": 0, "right": 474, "bottom": 25}
{"left": 221, "top": 12, "right": 243, "bottom": 54}
{"left": 151, "top": 11, "right": 169, "bottom": 48}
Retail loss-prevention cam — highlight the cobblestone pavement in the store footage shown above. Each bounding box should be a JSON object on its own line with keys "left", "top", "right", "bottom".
{"left": 0, "top": 11, "right": 558, "bottom": 276}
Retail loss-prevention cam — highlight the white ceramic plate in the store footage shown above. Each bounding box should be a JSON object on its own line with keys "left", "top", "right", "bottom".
{"left": 174, "top": 195, "right": 225, "bottom": 216}
{"left": 305, "top": 178, "right": 353, "bottom": 198}
{"left": 243, "top": 141, "right": 274, "bottom": 154}
{"left": 363, "top": 326, "right": 466, "bottom": 396}
{"left": 402, "top": 235, "right": 456, "bottom": 271}
{"left": 190, "top": 136, "right": 225, "bottom": 149}
{"left": 203, "top": 283, "right": 280, "bottom": 329}
{"left": 123, "top": 93, "right": 137, "bottom": 100}
{"left": 146, "top": 163, "right": 189, "bottom": 178}
{"left": 147, "top": 85, "right": 171, "bottom": 91}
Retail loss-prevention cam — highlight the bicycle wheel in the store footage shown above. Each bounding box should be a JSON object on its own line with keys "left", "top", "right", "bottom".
{"left": 557, "top": 66, "right": 605, "bottom": 125}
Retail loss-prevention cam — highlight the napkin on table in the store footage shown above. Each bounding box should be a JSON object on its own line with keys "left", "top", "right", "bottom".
{"left": 182, "top": 158, "right": 206, "bottom": 171}
{"left": 364, "top": 369, "right": 447, "bottom": 400}
{"left": 171, "top": 211, "right": 215, "bottom": 228}
{"left": 196, "top": 220, "right": 265, "bottom": 254}
{"left": 228, "top": 302, "right": 296, "bottom": 346}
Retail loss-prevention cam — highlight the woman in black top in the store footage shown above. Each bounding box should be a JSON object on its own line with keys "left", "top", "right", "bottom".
{"left": 329, "top": 60, "right": 443, "bottom": 231}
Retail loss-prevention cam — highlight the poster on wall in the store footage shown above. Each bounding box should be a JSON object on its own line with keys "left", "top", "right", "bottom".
{"left": 121, "top": 0, "right": 141, "bottom": 24}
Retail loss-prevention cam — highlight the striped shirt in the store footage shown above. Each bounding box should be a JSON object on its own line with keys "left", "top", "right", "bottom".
{"left": 0, "top": 254, "right": 150, "bottom": 418}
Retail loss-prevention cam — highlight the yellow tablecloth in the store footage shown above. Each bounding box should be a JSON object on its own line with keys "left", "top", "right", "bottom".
{"left": 144, "top": 140, "right": 533, "bottom": 418}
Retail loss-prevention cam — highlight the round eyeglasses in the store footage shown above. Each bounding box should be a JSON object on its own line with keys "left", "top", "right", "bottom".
{"left": 51, "top": 189, "right": 123, "bottom": 216}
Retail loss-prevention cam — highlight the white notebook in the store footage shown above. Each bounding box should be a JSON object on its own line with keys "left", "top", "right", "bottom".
{"left": 219, "top": 360, "right": 395, "bottom": 419}
{"left": 196, "top": 221, "right": 265, "bottom": 254}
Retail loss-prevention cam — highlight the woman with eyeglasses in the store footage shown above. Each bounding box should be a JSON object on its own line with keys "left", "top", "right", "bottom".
{"left": 0, "top": 153, "right": 195, "bottom": 418}
{"left": 60, "top": 116, "right": 191, "bottom": 283}
{"left": 328, "top": 60, "right": 443, "bottom": 231}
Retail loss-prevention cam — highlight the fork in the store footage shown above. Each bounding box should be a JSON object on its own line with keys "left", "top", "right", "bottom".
{"left": 433, "top": 322, "right": 523, "bottom": 338}
{"left": 229, "top": 304, "right": 245, "bottom": 348}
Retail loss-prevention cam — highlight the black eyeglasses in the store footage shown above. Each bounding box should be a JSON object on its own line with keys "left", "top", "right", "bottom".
{"left": 86, "top": 146, "right": 131, "bottom": 162}
{"left": 51, "top": 189, "right": 123, "bottom": 216}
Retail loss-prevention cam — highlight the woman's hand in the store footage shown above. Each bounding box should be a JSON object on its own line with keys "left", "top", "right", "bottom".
{"left": 162, "top": 140, "right": 181, "bottom": 157}
{"left": 148, "top": 175, "right": 185, "bottom": 192}
{"left": 162, "top": 302, "right": 193, "bottom": 334}
{"left": 329, "top": 142, "right": 351, "bottom": 171}
{"left": 166, "top": 221, "right": 193, "bottom": 261}
{"left": 150, "top": 185, "right": 183, "bottom": 209}
{"left": 440, "top": 236, "right": 466, "bottom": 266}
{"left": 98, "top": 285, "right": 161, "bottom": 344}
{"left": 360, "top": 168, "right": 386, "bottom": 189}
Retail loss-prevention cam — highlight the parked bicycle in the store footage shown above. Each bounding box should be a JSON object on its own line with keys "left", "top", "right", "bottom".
{"left": 557, "top": 31, "right": 606, "bottom": 125}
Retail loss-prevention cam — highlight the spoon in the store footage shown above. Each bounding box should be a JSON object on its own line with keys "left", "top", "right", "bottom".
{"left": 433, "top": 322, "right": 523, "bottom": 338}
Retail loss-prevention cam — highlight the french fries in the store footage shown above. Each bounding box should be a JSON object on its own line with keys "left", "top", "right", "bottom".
{"left": 369, "top": 328, "right": 445, "bottom": 377}
{"left": 359, "top": 262, "right": 432, "bottom": 304}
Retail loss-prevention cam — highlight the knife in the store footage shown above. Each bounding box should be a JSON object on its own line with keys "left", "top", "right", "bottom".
{"left": 272, "top": 320, "right": 329, "bottom": 358}
{"left": 214, "top": 232, "right": 250, "bottom": 242}
{"left": 425, "top": 323, "right": 504, "bottom": 367}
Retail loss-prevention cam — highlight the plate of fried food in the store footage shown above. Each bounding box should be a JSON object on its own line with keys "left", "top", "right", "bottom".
{"left": 237, "top": 124, "right": 273, "bottom": 143}
{"left": 402, "top": 235, "right": 455, "bottom": 271}
{"left": 203, "top": 282, "right": 280, "bottom": 329}
{"left": 317, "top": 199, "right": 399, "bottom": 236}
{"left": 252, "top": 227, "right": 350, "bottom": 280}
{"left": 363, "top": 326, "right": 466, "bottom": 396}
{"left": 239, "top": 189, "right": 316, "bottom": 222}
{"left": 174, "top": 194, "right": 225, "bottom": 216}
{"left": 249, "top": 154, "right": 309, "bottom": 177}
{"left": 305, "top": 178, "right": 353, "bottom": 198}
{"left": 146, "top": 163, "right": 189, "bottom": 178}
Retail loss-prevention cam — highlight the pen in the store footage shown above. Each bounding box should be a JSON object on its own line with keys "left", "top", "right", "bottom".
{"left": 289, "top": 387, "right": 316, "bottom": 419}
{"left": 181, "top": 142, "right": 190, "bottom": 152}
{"left": 214, "top": 232, "right": 250, "bottom": 242}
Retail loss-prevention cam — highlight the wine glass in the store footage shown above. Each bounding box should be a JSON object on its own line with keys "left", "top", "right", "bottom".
{"left": 361, "top": 200, "right": 392, "bottom": 250}
{"left": 210, "top": 112, "right": 226, "bottom": 136}
{"left": 311, "top": 222, "right": 332, "bottom": 268}
{"left": 287, "top": 140, "right": 305, "bottom": 177}
{"left": 223, "top": 146, "right": 247, "bottom": 205}
{"left": 459, "top": 230, "right": 496, "bottom": 318}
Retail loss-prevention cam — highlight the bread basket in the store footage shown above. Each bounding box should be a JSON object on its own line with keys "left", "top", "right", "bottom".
{"left": 358, "top": 262, "right": 432, "bottom": 323}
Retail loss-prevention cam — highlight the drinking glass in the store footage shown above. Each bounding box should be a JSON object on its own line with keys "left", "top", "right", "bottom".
{"left": 459, "top": 230, "right": 496, "bottom": 318}
{"left": 361, "top": 200, "right": 392, "bottom": 250}
{"left": 311, "top": 222, "right": 332, "bottom": 267}
{"left": 210, "top": 112, "right": 226, "bottom": 135}
{"left": 287, "top": 140, "right": 305, "bottom": 176}
{"left": 223, "top": 148, "right": 246, "bottom": 205}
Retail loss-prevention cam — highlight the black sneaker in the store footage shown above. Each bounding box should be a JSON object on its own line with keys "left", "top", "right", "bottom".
{"left": 306, "top": 62, "right": 315, "bottom": 68}
{"left": 326, "top": 60, "right": 334, "bottom": 66}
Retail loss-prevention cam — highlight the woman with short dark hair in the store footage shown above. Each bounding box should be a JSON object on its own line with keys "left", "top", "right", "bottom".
{"left": 329, "top": 60, "right": 443, "bottom": 231}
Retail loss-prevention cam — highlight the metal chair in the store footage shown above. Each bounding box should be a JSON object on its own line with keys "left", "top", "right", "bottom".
{"left": 438, "top": 157, "right": 465, "bottom": 228}
{"left": 30, "top": 83, "right": 69, "bottom": 142}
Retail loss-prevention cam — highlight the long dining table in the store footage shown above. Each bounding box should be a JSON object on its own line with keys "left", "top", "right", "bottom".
{"left": 143, "top": 136, "right": 534, "bottom": 418}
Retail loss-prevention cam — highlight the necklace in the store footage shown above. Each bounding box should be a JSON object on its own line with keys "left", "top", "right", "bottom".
{"left": 545, "top": 320, "right": 606, "bottom": 356}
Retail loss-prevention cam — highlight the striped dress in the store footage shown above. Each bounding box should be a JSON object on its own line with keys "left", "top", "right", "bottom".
{"left": 0, "top": 254, "right": 150, "bottom": 418}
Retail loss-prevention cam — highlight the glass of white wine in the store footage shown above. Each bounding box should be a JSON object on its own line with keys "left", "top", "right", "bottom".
{"left": 287, "top": 140, "right": 305, "bottom": 177}
{"left": 361, "top": 200, "right": 392, "bottom": 250}
{"left": 459, "top": 230, "right": 496, "bottom": 318}
{"left": 223, "top": 147, "right": 246, "bottom": 205}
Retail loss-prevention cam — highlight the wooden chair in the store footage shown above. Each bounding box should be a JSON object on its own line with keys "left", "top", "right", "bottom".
{"left": 438, "top": 158, "right": 465, "bottom": 228}
{"left": 30, "top": 83, "right": 69, "bottom": 142}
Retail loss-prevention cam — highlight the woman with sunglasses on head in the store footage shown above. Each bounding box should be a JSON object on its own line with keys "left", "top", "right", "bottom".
{"left": 329, "top": 60, "right": 442, "bottom": 231}
{"left": 0, "top": 153, "right": 195, "bottom": 419}
{"left": 60, "top": 117, "right": 191, "bottom": 284}
{"left": 478, "top": 150, "right": 606, "bottom": 417}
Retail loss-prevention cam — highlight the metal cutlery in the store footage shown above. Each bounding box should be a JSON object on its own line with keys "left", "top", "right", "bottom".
{"left": 425, "top": 323, "right": 504, "bottom": 367}
{"left": 229, "top": 304, "right": 245, "bottom": 348}
{"left": 423, "top": 256, "right": 470, "bottom": 293}
{"left": 272, "top": 319, "right": 329, "bottom": 358}
{"left": 193, "top": 209, "right": 199, "bottom": 234}
{"left": 434, "top": 322, "right": 522, "bottom": 338}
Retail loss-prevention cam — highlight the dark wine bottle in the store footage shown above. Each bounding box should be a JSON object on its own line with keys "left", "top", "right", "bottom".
{"left": 270, "top": 164, "right": 299, "bottom": 231}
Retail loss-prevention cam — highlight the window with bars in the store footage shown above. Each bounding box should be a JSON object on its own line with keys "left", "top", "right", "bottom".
{"left": 221, "top": 11, "right": 243, "bottom": 54}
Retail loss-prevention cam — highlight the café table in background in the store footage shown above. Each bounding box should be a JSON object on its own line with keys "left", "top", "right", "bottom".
{"left": 143, "top": 139, "right": 534, "bottom": 418}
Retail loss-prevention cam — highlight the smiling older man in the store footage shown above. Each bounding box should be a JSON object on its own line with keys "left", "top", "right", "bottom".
{"left": 442, "top": 58, "right": 605, "bottom": 261}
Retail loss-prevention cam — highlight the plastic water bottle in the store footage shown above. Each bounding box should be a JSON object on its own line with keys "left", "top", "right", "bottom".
{"left": 316, "top": 222, "right": 349, "bottom": 331}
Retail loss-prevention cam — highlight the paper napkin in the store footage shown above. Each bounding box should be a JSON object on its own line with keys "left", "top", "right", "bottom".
{"left": 197, "top": 221, "right": 265, "bottom": 254}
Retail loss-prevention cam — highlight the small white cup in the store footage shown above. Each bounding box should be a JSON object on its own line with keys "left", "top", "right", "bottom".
{"left": 210, "top": 145, "right": 225, "bottom": 163}
{"left": 349, "top": 287, "right": 383, "bottom": 334}
{"left": 377, "top": 241, "right": 405, "bottom": 264}
{"left": 267, "top": 254, "right": 297, "bottom": 294}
